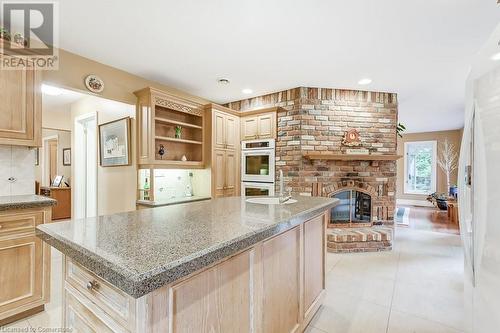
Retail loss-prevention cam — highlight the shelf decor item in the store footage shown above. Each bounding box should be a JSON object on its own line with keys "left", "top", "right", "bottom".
{"left": 62, "top": 148, "right": 71, "bottom": 166}
{"left": 99, "top": 117, "right": 131, "bottom": 167}
{"left": 437, "top": 139, "right": 458, "bottom": 194}
{"left": 342, "top": 129, "right": 361, "bottom": 147}
{"left": 175, "top": 125, "right": 182, "bottom": 139}
{"left": 158, "top": 144, "right": 165, "bottom": 159}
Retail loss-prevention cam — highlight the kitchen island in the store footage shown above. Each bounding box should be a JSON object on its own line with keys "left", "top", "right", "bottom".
{"left": 36, "top": 196, "right": 338, "bottom": 333}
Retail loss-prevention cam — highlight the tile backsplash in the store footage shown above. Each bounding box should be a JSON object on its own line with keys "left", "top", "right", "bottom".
{"left": 0, "top": 145, "right": 35, "bottom": 196}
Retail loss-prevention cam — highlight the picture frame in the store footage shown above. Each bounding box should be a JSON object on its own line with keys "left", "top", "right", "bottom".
{"left": 63, "top": 148, "right": 71, "bottom": 166}
{"left": 99, "top": 117, "right": 131, "bottom": 167}
{"left": 52, "top": 175, "right": 63, "bottom": 187}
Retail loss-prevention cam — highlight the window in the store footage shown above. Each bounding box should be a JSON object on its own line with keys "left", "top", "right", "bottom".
{"left": 404, "top": 141, "right": 437, "bottom": 194}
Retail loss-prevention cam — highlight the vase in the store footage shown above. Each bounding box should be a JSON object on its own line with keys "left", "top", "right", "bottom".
{"left": 436, "top": 198, "right": 448, "bottom": 210}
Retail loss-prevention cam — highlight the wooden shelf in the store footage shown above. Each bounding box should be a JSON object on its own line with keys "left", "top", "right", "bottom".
{"left": 155, "top": 117, "right": 203, "bottom": 129}
{"left": 155, "top": 136, "right": 203, "bottom": 145}
{"left": 303, "top": 153, "right": 403, "bottom": 161}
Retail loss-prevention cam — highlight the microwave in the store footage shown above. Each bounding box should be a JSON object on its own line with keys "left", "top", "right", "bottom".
{"left": 241, "top": 139, "right": 275, "bottom": 183}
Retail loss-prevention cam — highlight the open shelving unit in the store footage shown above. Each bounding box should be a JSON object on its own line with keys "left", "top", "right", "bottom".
{"left": 135, "top": 87, "right": 206, "bottom": 168}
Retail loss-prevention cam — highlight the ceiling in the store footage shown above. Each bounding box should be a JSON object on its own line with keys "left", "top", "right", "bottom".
{"left": 58, "top": 0, "right": 500, "bottom": 133}
{"left": 42, "top": 86, "right": 87, "bottom": 111}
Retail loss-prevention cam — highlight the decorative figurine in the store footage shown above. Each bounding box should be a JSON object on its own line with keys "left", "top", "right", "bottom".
{"left": 175, "top": 126, "right": 182, "bottom": 139}
{"left": 158, "top": 144, "right": 165, "bottom": 159}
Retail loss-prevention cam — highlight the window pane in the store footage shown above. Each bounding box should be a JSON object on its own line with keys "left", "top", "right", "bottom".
{"left": 406, "top": 142, "right": 435, "bottom": 194}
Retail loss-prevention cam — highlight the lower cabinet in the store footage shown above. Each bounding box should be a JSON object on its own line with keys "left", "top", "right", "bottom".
{"left": 0, "top": 208, "right": 51, "bottom": 324}
{"left": 213, "top": 148, "right": 237, "bottom": 198}
{"left": 62, "top": 212, "right": 327, "bottom": 333}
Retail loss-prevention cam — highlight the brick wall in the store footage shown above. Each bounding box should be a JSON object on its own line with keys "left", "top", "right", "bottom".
{"left": 227, "top": 87, "right": 398, "bottom": 223}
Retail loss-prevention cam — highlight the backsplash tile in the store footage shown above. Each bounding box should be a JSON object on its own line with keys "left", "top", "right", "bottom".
{"left": 0, "top": 145, "right": 35, "bottom": 196}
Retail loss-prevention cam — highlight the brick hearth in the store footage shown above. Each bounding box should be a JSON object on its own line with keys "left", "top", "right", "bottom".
{"left": 327, "top": 227, "right": 393, "bottom": 253}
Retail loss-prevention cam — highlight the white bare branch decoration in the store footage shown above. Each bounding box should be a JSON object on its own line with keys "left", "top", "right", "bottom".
{"left": 437, "top": 139, "right": 459, "bottom": 193}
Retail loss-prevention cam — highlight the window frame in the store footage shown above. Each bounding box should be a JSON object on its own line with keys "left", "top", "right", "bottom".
{"left": 403, "top": 140, "right": 437, "bottom": 195}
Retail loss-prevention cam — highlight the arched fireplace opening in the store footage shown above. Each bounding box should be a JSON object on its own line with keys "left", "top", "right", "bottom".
{"left": 330, "top": 189, "right": 372, "bottom": 227}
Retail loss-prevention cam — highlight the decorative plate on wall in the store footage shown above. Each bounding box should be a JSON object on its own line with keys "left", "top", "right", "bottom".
{"left": 84, "top": 74, "right": 104, "bottom": 93}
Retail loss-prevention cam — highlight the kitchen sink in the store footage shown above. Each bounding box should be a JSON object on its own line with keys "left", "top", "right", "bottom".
{"left": 245, "top": 197, "right": 297, "bottom": 205}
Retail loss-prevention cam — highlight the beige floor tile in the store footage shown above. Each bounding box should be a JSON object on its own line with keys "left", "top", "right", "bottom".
{"left": 304, "top": 325, "right": 329, "bottom": 333}
{"left": 387, "top": 310, "right": 464, "bottom": 333}
{"left": 26, "top": 306, "right": 63, "bottom": 330}
{"left": 0, "top": 319, "right": 32, "bottom": 330}
{"left": 309, "top": 296, "right": 390, "bottom": 333}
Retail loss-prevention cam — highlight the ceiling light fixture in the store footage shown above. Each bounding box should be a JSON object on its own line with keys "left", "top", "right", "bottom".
{"left": 242, "top": 88, "right": 253, "bottom": 94}
{"left": 490, "top": 52, "right": 500, "bottom": 61}
{"left": 357, "top": 78, "right": 372, "bottom": 85}
{"left": 41, "top": 84, "right": 63, "bottom": 96}
{"left": 217, "top": 78, "right": 230, "bottom": 85}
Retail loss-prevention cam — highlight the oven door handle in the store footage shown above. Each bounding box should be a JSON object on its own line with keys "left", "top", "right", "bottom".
{"left": 243, "top": 151, "right": 273, "bottom": 156}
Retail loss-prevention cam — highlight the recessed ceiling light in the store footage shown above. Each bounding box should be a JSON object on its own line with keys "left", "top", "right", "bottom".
{"left": 242, "top": 88, "right": 253, "bottom": 94}
{"left": 490, "top": 52, "right": 500, "bottom": 61}
{"left": 217, "top": 78, "right": 230, "bottom": 85}
{"left": 357, "top": 78, "right": 372, "bottom": 85}
{"left": 42, "top": 84, "right": 63, "bottom": 96}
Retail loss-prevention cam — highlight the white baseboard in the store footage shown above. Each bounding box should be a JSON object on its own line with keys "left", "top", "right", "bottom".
{"left": 396, "top": 199, "right": 434, "bottom": 207}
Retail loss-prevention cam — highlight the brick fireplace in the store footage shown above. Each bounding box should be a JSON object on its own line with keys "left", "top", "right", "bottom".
{"left": 227, "top": 87, "right": 398, "bottom": 252}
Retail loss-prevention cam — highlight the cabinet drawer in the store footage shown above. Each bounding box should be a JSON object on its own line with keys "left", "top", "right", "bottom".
{"left": 0, "top": 211, "right": 42, "bottom": 238}
{"left": 65, "top": 259, "right": 135, "bottom": 328}
{"left": 64, "top": 284, "right": 129, "bottom": 333}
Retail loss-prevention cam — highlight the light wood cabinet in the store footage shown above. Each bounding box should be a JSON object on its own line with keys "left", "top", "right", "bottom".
{"left": 213, "top": 149, "right": 237, "bottom": 198}
{"left": 134, "top": 87, "right": 206, "bottom": 168}
{"left": 241, "top": 112, "right": 276, "bottom": 140}
{"left": 0, "top": 45, "right": 41, "bottom": 147}
{"left": 0, "top": 207, "right": 51, "bottom": 325}
{"left": 207, "top": 104, "right": 240, "bottom": 198}
{"left": 61, "top": 211, "right": 328, "bottom": 333}
{"left": 263, "top": 226, "right": 301, "bottom": 333}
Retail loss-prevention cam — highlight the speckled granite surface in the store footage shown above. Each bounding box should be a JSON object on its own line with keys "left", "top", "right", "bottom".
{"left": 136, "top": 195, "right": 211, "bottom": 207}
{"left": 36, "top": 196, "right": 338, "bottom": 298}
{"left": 0, "top": 194, "right": 57, "bottom": 211}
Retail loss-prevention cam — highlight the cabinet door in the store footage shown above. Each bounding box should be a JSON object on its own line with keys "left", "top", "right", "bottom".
{"left": 303, "top": 214, "right": 325, "bottom": 316}
{"left": 224, "top": 114, "right": 238, "bottom": 151}
{"left": 257, "top": 113, "right": 275, "bottom": 139}
{"left": 262, "top": 227, "right": 301, "bottom": 333}
{"left": 241, "top": 117, "right": 258, "bottom": 140}
{"left": 213, "top": 149, "right": 226, "bottom": 198}
{"left": 0, "top": 54, "right": 40, "bottom": 146}
{"left": 170, "top": 249, "right": 255, "bottom": 333}
{"left": 214, "top": 111, "right": 226, "bottom": 149}
{"left": 224, "top": 150, "right": 237, "bottom": 197}
{"left": 0, "top": 236, "right": 44, "bottom": 316}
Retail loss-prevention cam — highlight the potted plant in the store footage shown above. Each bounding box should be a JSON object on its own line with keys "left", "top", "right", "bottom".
{"left": 427, "top": 192, "right": 449, "bottom": 210}
{"left": 397, "top": 122, "right": 406, "bottom": 138}
{"left": 437, "top": 139, "right": 459, "bottom": 196}
{"left": 0, "top": 27, "right": 11, "bottom": 41}
{"left": 175, "top": 126, "right": 182, "bottom": 139}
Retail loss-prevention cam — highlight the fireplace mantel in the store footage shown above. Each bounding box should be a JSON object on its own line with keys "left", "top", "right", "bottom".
{"left": 303, "top": 153, "right": 403, "bottom": 161}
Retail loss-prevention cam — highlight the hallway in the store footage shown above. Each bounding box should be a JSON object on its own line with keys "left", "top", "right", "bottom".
{"left": 308, "top": 226, "right": 464, "bottom": 333}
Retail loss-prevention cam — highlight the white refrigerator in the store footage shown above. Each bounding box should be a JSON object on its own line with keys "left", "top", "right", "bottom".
{"left": 459, "top": 24, "right": 500, "bottom": 333}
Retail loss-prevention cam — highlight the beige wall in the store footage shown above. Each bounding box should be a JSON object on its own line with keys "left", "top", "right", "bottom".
{"left": 42, "top": 105, "right": 72, "bottom": 131}
{"left": 396, "top": 129, "right": 463, "bottom": 201}
{"left": 70, "top": 96, "right": 136, "bottom": 216}
{"left": 43, "top": 49, "right": 209, "bottom": 106}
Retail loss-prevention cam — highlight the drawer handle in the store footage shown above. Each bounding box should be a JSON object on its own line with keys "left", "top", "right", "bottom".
{"left": 86, "top": 280, "right": 99, "bottom": 291}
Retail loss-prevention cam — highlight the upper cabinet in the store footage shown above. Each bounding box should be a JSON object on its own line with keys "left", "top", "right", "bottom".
{"left": 241, "top": 111, "right": 276, "bottom": 141}
{"left": 0, "top": 44, "right": 41, "bottom": 147}
{"left": 213, "top": 110, "right": 239, "bottom": 150}
{"left": 134, "top": 87, "right": 206, "bottom": 168}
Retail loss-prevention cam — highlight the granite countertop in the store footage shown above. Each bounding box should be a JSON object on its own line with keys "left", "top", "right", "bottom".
{"left": 0, "top": 194, "right": 57, "bottom": 211}
{"left": 136, "top": 195, "right": 211, "bottom": 207}
{"left": 36, "top": 196, "right": 338, "bottom": 298}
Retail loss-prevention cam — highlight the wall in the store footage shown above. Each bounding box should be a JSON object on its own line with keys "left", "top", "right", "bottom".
{"left": 396, "top": 129, "right": 463, "bottom": 202}
{"left": 227, "top": 87, "right": 399, "bottom": 222}
{"left": 43, "top": 49, "right": 208, "bottom": 106}
{"left": 70, "top": 96, "right": 136, "bottom": 216}
{"left": 34, "top": 128, "right": 72, "bottom": 186}
{"left": 42, "top": 105, "right": 72, "bottom": 131}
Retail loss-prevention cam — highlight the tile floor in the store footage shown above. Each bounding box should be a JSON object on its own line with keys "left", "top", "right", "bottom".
{"left": 2, "top": 226, "right": 464, "bottom": 333}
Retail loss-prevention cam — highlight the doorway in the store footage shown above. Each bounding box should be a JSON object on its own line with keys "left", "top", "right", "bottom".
{"left": 74, "top": 113, "right": 98, "bottom": 219}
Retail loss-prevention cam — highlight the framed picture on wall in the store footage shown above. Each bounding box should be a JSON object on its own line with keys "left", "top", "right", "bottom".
{"left": 99, "top": 117, "right": 131, "bottom": 167}
{"left": 63, "top": 148, "right": 71, "bottom": 166}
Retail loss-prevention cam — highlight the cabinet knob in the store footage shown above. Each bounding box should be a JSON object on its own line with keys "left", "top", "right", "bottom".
{"left": 7, "top": 177, "right": 17, "bottom": 183}
{"left": 86, "top": 280, "right": 99, "bottom": 291}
